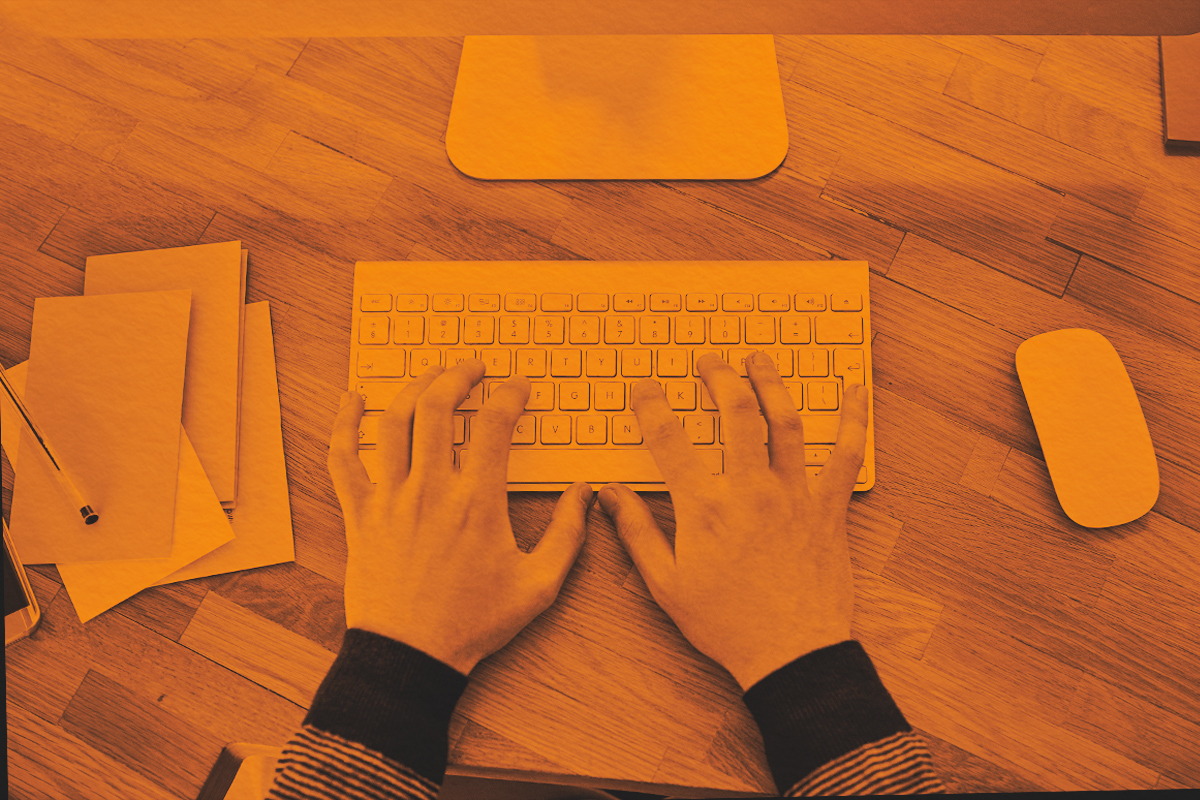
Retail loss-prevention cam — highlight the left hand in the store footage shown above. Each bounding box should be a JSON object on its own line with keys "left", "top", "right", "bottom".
{"left": 327, "top": 359, "right": 594, "bottom": 675}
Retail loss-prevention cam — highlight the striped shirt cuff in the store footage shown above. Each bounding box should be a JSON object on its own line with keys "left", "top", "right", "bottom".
{"left": 784, "top": 731, "right": 945, "bottom": 795}
{"left": 301, "top": 628, "right": 469, "bottom": 786}
{"left": 270, "top": 725, "right": 439, "bottom": 800}
{"left": 743, "top": 640, "right": 922, "bottom": 794}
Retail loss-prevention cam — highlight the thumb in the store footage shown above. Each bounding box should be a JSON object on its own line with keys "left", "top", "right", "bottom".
{"left": 597, "top": 483, "right": 675, "bottom": 602}
{"left": 528, "top": 481, "right": 593, "bottom": 594}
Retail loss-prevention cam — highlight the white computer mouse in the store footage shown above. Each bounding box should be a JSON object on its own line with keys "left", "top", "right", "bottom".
{"left": 1015, "top": 328, "right": 1159, "bottom": 528}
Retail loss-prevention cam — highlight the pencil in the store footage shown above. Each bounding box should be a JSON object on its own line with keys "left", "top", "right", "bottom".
{"left": 0, "top": 364, "right": 99, "bottom": 525}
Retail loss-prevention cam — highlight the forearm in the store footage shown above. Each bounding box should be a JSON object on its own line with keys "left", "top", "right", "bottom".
{"left": 743, "top": 640, "right": 945, "bottom": 796}
{"left": 268, "top": 629, "right": 468, "bottom": 800}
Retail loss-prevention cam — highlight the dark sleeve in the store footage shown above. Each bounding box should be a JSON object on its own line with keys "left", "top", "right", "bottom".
{"left": 269, "top": 628, "right": 469, "bottom": 800}
{"left": 742, "top": 640, "right": 945, "bottom": 795}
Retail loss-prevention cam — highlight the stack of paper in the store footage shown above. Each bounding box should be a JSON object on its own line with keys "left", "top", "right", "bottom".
{"left": 1, "top": 242, "right": 295, "bottom": 623}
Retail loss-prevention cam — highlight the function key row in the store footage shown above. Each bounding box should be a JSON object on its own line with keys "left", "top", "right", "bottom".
{"left": 360, "top": 292, "right": 862, "bottom": 313}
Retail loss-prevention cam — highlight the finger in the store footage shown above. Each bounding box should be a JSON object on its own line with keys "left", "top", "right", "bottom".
{"left": 696, "top": 352, "right": 768, "bottom": 477}
{"left": 629, "top": 377, "right": 710, "bottom": 488}
{"left": 328, "top": 389, "right": 372, "bottom": 505}
{"left": 461, "top": 372, "right": 530, "bottom": 493}
{"left": 817, "top": 382, "right": 869, "bottom": 503}
{"left": 597, "top": 483, "right": 676, "bottom": 606}
{"left": 745, "top": 350, "right": 808, "bottom": 485}
{"left": 410, "top": 359, "right": 487, "bottom": 480}
{"left": 378, "top": 366, "right": 446, "bottom": 488}
{"left": 526, "top": 482, "right": 594, "bottom": 607}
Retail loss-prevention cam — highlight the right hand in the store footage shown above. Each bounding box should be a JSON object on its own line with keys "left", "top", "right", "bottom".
{"left": 597, "top": 351, "right": 869, "bottom": 691}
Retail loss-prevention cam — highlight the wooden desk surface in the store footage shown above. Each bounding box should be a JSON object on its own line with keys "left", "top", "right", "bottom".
{"left": 3, "top": 32, "right": 1198, "bottom": 798}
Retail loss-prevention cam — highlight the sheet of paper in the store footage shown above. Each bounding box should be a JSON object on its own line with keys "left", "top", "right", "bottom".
{"left": 9, "top": 290, "right": 191, "bottom": 563}
{"left": 158, "top": 301, "right": 295, "bottom": 583}
{"left": 85, "top": 241, "right": 246, "bottom": 506}
{"left": 6, "top": 363, "right": 236, "bottom": 622}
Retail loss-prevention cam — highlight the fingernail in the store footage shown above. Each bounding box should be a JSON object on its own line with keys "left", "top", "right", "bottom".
{"left": 340, "top": 389, "right": 358, "bottom": 408}
{"left": 751, "top": 350, "right": 767, "bottom": 366}
{"left": 579, "top": 483, "right": 595, "bottom": 506}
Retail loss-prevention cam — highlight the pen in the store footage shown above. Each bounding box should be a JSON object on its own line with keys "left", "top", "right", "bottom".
{"left": 0, "top": 364, "right": 99, "bottom": 525}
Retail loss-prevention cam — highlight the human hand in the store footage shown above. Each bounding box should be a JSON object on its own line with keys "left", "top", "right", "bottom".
{"left": 597, "top": 351, "right": 868, "bottom": 690}
{"left": 327, "top": 360, "right": 594, "bottom": 675}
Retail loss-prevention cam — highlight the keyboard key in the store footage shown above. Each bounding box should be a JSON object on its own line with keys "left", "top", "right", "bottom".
{"left": 361, "top": 294, "right": 392, "bottom": 312}
{"left": 650, "top": 293, "right": 682, "bottom": 311}
{"left": 710, "top": 316, "right": 740, "bottom": 343}
{"left": 515, "top": 348, "right": 547, "bottom": 376}
{"left": 358, "top": 415, "right": 380, "bottom": 444}
{"left": 613, "top": 293, "right": 645, "bottom": 311}
{"left": 815, "top": 315, "right": 864, "bottom": 344}
{"left": 612, "top": 415, "right": 642, "bottom": 444}
{"left": 393, "top": 316, "right": 425, "bottom": 345}
{"left": 551, "top": 348, "right": 582, "bottom": 377}
{"left": 595, "top": 382, "right": 626, "bottom": 411}
{"left": 796, "top": 348, "right": 829, "bottom": 377}
{"left": 674, "top": 315, "right": 706, "bottom": 344}
{"left": 834, "top": 348, "right": 866, "bottom": 385}
{"left": 499, "top": 315, "right": 530, "bottom": 344}
{"left": 667, "top": 381, "right": 696, "bottom": 410}
{"left": 796, "top": 293, "right": 826, "bottom": 311}
{"left": 657, "top": 348, "right": 689, "bottom": 377}
{"left": 432, "top": 294, "right": 464, "bottom": 311}
{"left": 458, "top": 382, "right": 484, "bottom": 410}
{"left": 430, "top": 316, "right": 459, "bottom": 344}
{"left": 745, "top": 315, "right": 775, "bottom": 344}
{"left": 586, "top": 348, "right": 618, "bottom": 377}
{"left": 541, "top": 293, "right": 573, "bottom": 311}
{"left": 684, "top": 414, "right": 715, "bottom": 444}
{"left": 785, "top": 383, "right": 803, "bottom": 411}
{"left": 764, "top": 348, "right": 793, "bottom": 377}
{"left": 800, "top": 415, "right": 840, "bottom": 444}
{"left": 759, "top": 293, "right": 789, "bottom": 311}
{"left": 454, "top": 414, "right": 467, "bottom": 445}
{"left": 505, "top": 293, "right": 537, "bottom": 311}
{"left": 723, "top": 293, "right": 754, "bottom": 311}
{"left": 807, "top": 381, "right": 840, "bottom": 411}
{"left": 396, "top": 294, "right": 428, "bottom": 312}
{"left": 621, "top": 349, "right": 653, "bottom": 377}
{"left": 359, "top": 316, "right": 390, "bottom": 345}
{"left": 533, "top": 315, "right": 565, "bottom": 344}
{"left": 806, "top": 448, "right": 831, "bottom": 465}
{"left": 525, "top": 382, "right": 555, "bottom": 410}
{"left": 569, "top": 316, "right": 601, "bottom": 344}
{"left": 540, "top": 416, "right": 573, "bottom": 443}
{"left": 687, "top": 293, "right": 718, "bottom": 311}
{"left": 728, "top": 348, "right": 756, "bottom": 376}
{"left": 445, "top": 348, "right": 477, "bottom": 367}
{"left": 468, "top": 294, "right": 500, "bottom": 311}
{"left": 780, "top": 315, "right": 811, "bottom": 344}
{"left": 560, "top": 382, "right": 590, "bottom": 411}
{"left": 640, "top": 316, "right": 670, "bottom": 343}
{"left": 512, "top": 415, "right": 535, "bottom": 444}
{"left": 480, "top": 348, "right": 511, "bottom": 376}
{"left": 486, "top": 447, "right": 723, "bottom": 483}
{"left": 578, "top": 293, "right": 608, "bottom": 312}
{"left": 357, "top": 349, "right": 406, "bottom": 377}
{"left": 694, "top": 350, "right": 724, "bottom": 379}
{"left": 577, "top": 415, "right": 608, "bottom": 444}
{"left": 605, "top": 316, "right": 636, "bottom": 344}
{"left": 357, "top": 381, "right": 408, "bottom": 411}
{"left": 831, "top": 293, "right": 862, "bottom": 312}
{"left": 464, "top": 315, "right": 495, "bottom": 344}
{"left": 410, "top": 349, "right": 441, "bottom": 374}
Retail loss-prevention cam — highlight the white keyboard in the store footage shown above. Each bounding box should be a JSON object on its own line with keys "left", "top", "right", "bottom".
{"left": 350, "top": 261, "right": 874, "bottom": 492}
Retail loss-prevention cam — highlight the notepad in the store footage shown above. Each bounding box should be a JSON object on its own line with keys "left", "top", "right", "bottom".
{"left": 9, "top": 290, "right": 192, "bottom": 563}
{"left": 85, "top": 241, "right": 247, "bottom": 508}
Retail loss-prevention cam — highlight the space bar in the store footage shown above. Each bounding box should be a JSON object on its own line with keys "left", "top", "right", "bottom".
{"left": 462, "top": 448, "right": 723, "bottom": 483}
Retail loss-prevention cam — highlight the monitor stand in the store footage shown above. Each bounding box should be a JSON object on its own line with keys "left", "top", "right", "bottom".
{"left": 446, "top": 35, "right": 789, "bottom": 180}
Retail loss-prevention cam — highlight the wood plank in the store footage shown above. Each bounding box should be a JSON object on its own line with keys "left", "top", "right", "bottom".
{"left": 0, "top": 119, "right": 215, "bottom": 267}
{"left": 1049, "top": 195, "right": 1200, "bottom": 303}
{"left": 90, "top": 37, "right": 307, "bottom": 98}
{"left": 0, "top": 59, "right": 136, "bottom": 161}
{"left": 871, "top": 646, "right": 1160, "bottom": 791}
{"left": 217, "top": 65, "right": 576, "bottom": 244}
{"left": 793, "top": 37, "right": 1147, "bottom": 218}
{"left": 916, "top": 727, "right": 1046, "bottom": 793}
{"left": 84, "top": 603, "right": 307, "bottom": 747}
{"left": 1065, "top": 673, "right": 1200, "bottom": 785}
{"left": 664, "top": 170, "right": 906, "bottom": 269}
{"left": 1033, "top": 37, "right": 1162, "bottom": 132}
{"left": 8, "top": 702, "right": 177, "bottom": 800}
{"left": 264, "top": 131, "right": 394, "bottom": 222}
{"left": 4, "top": 581, "right": 92, "bottom": 725}
{"left": 179, "top": 591, "right": 336, "bottom": 707}
{"left": 61, "top": 670, "right": 226, "bottom": 799}
{"left": 958, "top": 434, "right": 1010, "bottom": 496}
{"left": 203, "top": 562, "right": 347, "bottom": 653}
{"left": 286, "top": 38, "right": 463, "bottom": 144}
{"left": 925, "top": 34, "right": 1045, "bottom": 80}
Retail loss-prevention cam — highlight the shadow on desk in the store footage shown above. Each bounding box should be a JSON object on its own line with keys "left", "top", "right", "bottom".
{"left": 197, "top": 743, "right": 770, "bottom": 800}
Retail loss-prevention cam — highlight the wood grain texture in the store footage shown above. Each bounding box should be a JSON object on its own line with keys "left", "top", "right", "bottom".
{"left": 3, "top": 23, "right": 1198, "bottom": 798}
